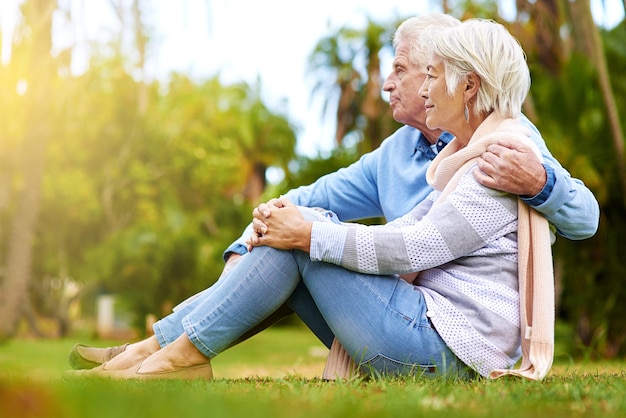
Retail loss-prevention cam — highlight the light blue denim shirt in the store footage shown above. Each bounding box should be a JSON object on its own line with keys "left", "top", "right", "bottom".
{"left": 224, "top": 117, "right": 599, "bottom": 259}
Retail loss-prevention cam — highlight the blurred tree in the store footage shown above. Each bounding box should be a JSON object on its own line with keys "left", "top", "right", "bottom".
{"left": 0, "top": 0, "right": 297, "bottom": 338}
{"left": 566, "top": 0, "right": 625, "bottom": 202}
{"left": 307, "top": 18, "right": 401, "bottom": 154}
{"left": 0, "top": 0, "right": 57, "bottom": 340}
{"left": 544, "top": 21, "right": 626, "bottom": 358}
{"left": 505, "top": 0, "right": 626, "bottom": 358}
{"left": 72, "top": 73, "right": 296, "bottom": 331}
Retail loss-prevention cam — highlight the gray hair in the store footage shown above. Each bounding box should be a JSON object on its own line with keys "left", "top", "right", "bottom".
{"left": 393, "top": 13, "right": 461, "bottom": 67}
{"left": 431, "top": 19, "right": 531, "bottom": 118}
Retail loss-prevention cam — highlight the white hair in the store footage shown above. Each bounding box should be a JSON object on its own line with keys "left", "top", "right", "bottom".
{"left": 431, "top": 19, "right": 531, "bottom": 118}
{"left": 393, "top": 13, "right": 461, "bottom": 67}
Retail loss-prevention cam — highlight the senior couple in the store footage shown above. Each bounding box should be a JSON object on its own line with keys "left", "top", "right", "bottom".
{"left": 67, "top": 13, "right": 599, "bottom": 381}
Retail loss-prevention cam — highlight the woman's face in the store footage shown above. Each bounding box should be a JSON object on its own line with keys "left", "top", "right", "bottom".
{"left": 419, "top": 54, "right": 466, "bottom": 137}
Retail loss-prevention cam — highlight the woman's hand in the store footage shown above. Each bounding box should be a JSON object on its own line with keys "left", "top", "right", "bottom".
{"left": 247, "top": 197, "right": 313, "bottom": 252}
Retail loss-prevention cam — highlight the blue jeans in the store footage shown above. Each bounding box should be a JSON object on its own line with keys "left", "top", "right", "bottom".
{"left": 153, "top": 245, "right": 472, "bottom": 379}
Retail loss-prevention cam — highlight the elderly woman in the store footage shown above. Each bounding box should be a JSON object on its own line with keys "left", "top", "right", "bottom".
{"left": 68, "top": 19, "right": 553, "bottom": 381}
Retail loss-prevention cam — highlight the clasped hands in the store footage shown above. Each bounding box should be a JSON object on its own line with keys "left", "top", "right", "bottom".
{"left": 246, "top": 196, "right": 312, "bottom": 253}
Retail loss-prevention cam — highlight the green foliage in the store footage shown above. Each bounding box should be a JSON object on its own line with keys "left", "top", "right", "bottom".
{"left": 38, "top": 69, "right": 296, "bottom": 330}
{"left": 273, "top": 145, "right": 361, "bottom": 195}
{"left": 2, "top": 14, "right": 297, "bottom": 335}
{"left": 307, "top": 17, "right": 401, "bottom": 154}
{"left": 530, "top": 53, "right": 605, "bottom": 200}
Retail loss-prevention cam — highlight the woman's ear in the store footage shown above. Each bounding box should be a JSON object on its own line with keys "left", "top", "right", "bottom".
{"left": 464, "top": 73, "right": 480, "bottom": 101}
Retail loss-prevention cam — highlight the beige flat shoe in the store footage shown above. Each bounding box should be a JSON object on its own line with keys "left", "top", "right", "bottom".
{"left": 64, "top": 361, "right": 213, "bottom": 381}
{"left": 68, "top": 343, "right": 129, "bottom": 370}
{"left": 105, "top": 361, "right": 214, "bottom": 380}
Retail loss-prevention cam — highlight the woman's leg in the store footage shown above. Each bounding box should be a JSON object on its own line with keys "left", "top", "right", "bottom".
{"left": 293, "top": 251, "right": 472, "bottom": 379}
{"left": 155, "top": 207, "right": 338, "bottom": 356}
{"left": 152, "top": 265, "right": 336, "bottom": 354}
{"left": 133, "top": 278, "right": 336, "bottom": 377}
{"left": 69, "top": 253, "right": 295, "bottom": 370}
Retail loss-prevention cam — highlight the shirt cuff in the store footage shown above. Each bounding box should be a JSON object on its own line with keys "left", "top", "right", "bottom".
{"left": 222, "top": 243, "right": 248, "bottom": 262}
{"left": 310, "top": 222, "right": 346, "bottom": 264}
{"left": 521, "top": 163, "right": 554, "bottom": 207}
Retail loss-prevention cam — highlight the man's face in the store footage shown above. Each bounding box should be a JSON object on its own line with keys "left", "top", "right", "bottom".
{"left": 383, "top": 39, "right": 428, "bottom": 131}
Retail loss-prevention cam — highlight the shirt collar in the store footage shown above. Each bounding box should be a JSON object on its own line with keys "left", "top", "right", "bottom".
{"left": 414, "top": 131, "right": 454, "bottom": 160}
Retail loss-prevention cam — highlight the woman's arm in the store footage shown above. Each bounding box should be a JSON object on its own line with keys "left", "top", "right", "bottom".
{"left": 249, "top": 172, "right": 517, "bottom": 276}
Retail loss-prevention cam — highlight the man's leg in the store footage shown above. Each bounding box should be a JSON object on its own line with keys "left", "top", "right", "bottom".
{"left": 154, "top": 246, "right": 303, "bottom": 357}
{"left": 69, "top": 251, "right": 294, "bottom": 370}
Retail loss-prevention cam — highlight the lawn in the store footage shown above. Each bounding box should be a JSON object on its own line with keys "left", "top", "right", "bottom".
{"left": 1, "top": 325, "right": 625, "bottom": 418}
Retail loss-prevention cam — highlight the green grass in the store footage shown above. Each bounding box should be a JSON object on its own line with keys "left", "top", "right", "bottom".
{"left": 1, "top": 326, "right": 625, "bottom": 418}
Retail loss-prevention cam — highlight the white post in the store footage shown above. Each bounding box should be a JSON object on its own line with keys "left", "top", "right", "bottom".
{"left": 96, "top": 294, "right": 115, "bottom": 338}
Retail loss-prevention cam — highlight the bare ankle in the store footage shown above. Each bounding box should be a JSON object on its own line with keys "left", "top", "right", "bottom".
{"left": 177, "top": 334, "right": 209, "bottom": 364}
{"left": 138, "top": 334, "right": 209, "bottom": 372}
{"left": 129, "top": 335, "right": 161, "bottom": 355}
{"left": 104, "top": 336, "right": 161, "bottom": 370}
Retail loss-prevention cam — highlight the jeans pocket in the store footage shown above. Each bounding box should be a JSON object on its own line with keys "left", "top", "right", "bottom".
{"left": 361, "top": 353, "right": 438, "bottom": 378}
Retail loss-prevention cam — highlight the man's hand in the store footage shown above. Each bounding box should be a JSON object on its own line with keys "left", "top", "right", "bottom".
{"left": 474, "top": 137, "right": 546, "bottom": 197}
{"left": 247, "top": 197, "right": 312, "bottom": 252}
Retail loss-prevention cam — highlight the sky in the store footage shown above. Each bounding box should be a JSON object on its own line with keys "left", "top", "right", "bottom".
{"left": 140, "top": 0, "right": 431, "bottom": 156}
{"left": 1, "top": 0, "right": 624, "bottom": 159}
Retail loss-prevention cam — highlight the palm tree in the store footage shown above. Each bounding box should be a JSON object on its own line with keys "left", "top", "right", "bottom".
{"left": 226, "top": 81, "right": 297, "bottom": 204}
{"left": 307, "top": 18, "right": 400, "bottom": 154}
{"left": 567, "top": 0, "right": 626, "bottom": 205}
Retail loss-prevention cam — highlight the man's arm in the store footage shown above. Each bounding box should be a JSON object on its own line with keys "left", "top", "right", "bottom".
{"left": 474, "top": 118, "right": 599, "bottom": 240}
{"left": 223, "top": 146, "right": 384, "bottom": 260}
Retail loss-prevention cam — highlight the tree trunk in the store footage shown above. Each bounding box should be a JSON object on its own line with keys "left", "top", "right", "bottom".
{"left": 568, "top": 0, "right": 626, "bottom": 206}
{"left": 0, "top": 107, "right": 49, "bottom": 340}
{"left": 0, "top": 160, "right": 11, "bottom": 272}
{"left": 0, "top": 0, "right": 55, "bottom": 341}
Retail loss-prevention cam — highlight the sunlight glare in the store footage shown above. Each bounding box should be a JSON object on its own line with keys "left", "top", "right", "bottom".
{"left": 16, "top": 79, "right": 28, "bottom": 95}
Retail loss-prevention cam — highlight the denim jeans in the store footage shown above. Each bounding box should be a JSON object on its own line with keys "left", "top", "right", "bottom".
{"left": 153, "top": 244, "right": 472, "bottom": 379}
